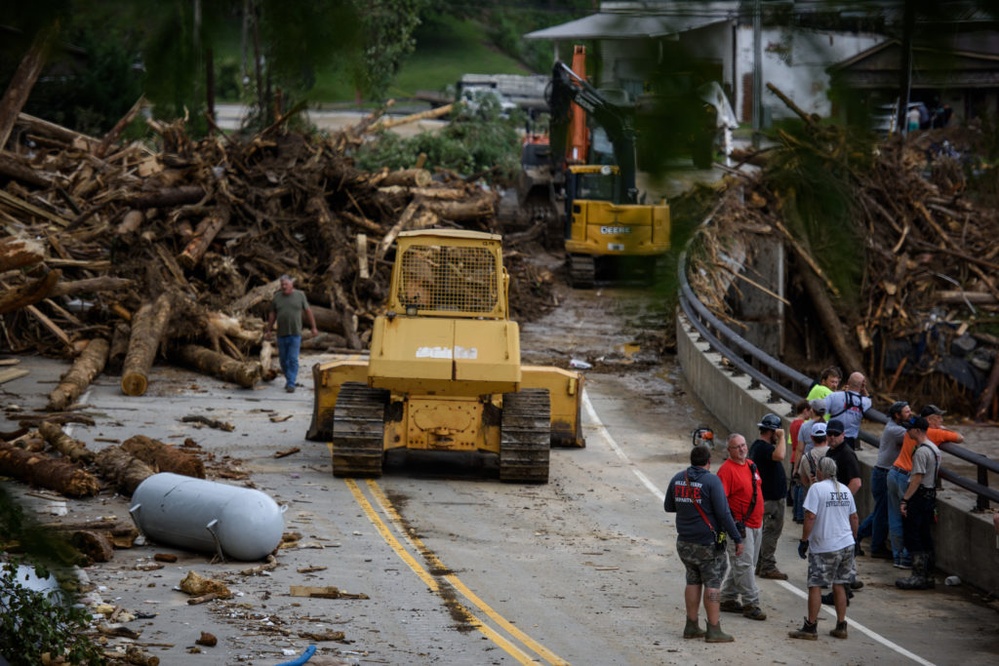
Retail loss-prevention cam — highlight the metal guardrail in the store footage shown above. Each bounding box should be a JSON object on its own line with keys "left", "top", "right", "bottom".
{"left": 678, "top": 251, "right": 998, "bottom": 511}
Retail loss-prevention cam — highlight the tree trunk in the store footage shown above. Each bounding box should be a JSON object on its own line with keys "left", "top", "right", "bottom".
{"left": 175, "top": 344, "right": 262, "bottom": 388}
{"left": 38, "top": 420, "right": 95, "bottom": 463}
{"left": 0, "top": 151, "right": 51, "bottom": 188}
{"left": 379, "top": 168, "right": 432, "bottom": 188}
{"left": 107, "top": 322, "right": 130, "bottom": 375}
{"left": 126, "top": 186, "right": 205, "bottom": 209}
{"left": 47, "top": 338, "right": 110, "bottom": 411}
{"left": 121, "top": 294, "right": 172, "bottom": 396}
{"left": 177, "top": 208, "right": 231, "bottom": 270}
{"left": 50, "top": 276, "right": 134, "bottom": 298}
{"left": 0, "top": 22, "right": 60, "bottom": 150}
{"left": 799, "top": 260, "right": 865, "bottom": 376}
{"left": 260, "top": 338, "right": 277, "bottom": 381}
{"left": 0, "top": 269, "right": 61, "bottom": 315}
{"left": 116, "top": 209, "right": 146, "bottom": 235}
{"left": 420, "top": 196, "right": 494, "bottom": 221}
{"left": 122, "top": 434, "right": 205, "bottom": 478}
{"left": 96, "top": 95, "right": 147, "bottom": 158}
{"left": 94, "top": 445, "right": 156, "bottom": 496}
{"left": 0, "top": 234, "right": 45, "bottom": 272}
{"left": 0, "top": 442, "right": 100, "bottom": 497}
{"left": 15, "top": 112, "right": 101, "bottom": 151}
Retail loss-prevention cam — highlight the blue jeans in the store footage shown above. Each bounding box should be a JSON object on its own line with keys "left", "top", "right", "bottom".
{"left": 887, "top": 467, "right": 910, "bottom": 559}
{"left": 858, "top": 466, "right": 889, "bottom": 553}
{"left": 792, "top": 482, "right": 805, "bottom": 522}
{"left": 277, "top": 334, "right": 302, "bottom": 389}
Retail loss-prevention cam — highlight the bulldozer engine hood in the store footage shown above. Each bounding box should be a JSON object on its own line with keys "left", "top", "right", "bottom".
{"left": 368, "top": 315, "right": 522, "bottom": 396}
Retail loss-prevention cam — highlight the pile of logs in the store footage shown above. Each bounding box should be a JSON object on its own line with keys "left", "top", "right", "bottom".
{"left": 0, "top": 108, "right": 556, "bottom": 399}
{"left": 685, "top": 87, "right": 999, "bottom": 420}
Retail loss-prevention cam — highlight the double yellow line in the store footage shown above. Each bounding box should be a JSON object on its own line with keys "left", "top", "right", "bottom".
{"left": 345, "top": 479, "right": 569, "bottom": 665}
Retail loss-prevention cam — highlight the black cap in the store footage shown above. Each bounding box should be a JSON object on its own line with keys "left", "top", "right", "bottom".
{"left": 920, "top": 404, "right": 945, "bottom": 417}
{"left": 826, "top": 419, "right": 845, "bottom": 435}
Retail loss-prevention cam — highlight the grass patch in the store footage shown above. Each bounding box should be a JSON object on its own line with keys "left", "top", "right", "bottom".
{"left": 300, "top": 13, "right": 536, "bottom": 105}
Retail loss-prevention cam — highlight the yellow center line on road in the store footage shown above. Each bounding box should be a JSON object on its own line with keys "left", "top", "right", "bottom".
{"left": 366, "top": 480, "right": 571, "bottom": 666}
{"left": 346, "top": 479, "right": 568, "bottom": 665}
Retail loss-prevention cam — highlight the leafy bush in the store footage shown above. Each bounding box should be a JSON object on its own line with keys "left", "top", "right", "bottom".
{"left": 0, "top": 488, "right": 103, "bottom": 665}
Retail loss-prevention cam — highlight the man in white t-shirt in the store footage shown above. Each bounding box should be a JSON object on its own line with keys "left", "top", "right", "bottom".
{"left": 789, "top": 456, "right": 858, "bottom": 641}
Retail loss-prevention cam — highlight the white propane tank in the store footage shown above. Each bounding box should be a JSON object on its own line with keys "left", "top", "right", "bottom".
{"left": 129, "top": 473, "right": 285, "bottom": 561}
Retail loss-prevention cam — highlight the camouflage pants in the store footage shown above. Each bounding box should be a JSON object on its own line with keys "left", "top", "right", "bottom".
{"left": 677, "top": 538, "right": 728, "bottom": 589}
{"left": 806, "top": 545, "right": 856, "bottom": 588}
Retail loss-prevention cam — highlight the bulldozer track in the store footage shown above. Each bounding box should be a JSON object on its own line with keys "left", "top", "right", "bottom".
{"left": 499, "top": 389, "right": 551, "bottom": 483}
{"left": 332, "top": 382, "right": 389, "bottom": 477}
{"left": 568, "top": 254, "right": 596, "bottom": 289}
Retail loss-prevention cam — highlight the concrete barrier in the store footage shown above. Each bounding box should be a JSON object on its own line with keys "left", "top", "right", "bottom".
{"left": 677, "top": 310, "right": 999, "bottom": 595}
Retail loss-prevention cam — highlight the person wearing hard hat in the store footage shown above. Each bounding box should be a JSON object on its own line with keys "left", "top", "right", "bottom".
{"left": 749, "top": 413, "right": 788, "bottom": 582}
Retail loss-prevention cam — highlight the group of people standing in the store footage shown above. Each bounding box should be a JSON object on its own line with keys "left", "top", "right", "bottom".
{"left": 665, "top": 364, "right": 954, "bottom": 643}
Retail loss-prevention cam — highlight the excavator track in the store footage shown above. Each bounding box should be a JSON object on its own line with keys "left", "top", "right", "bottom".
{"left": 568, "top": 254, "right": 596, "bottom": 289}
{"left": 499, "top": 389, "right": 551, "bottom": 483}
{"left": 331, "top": 382, "right": 389, "bottom": 478}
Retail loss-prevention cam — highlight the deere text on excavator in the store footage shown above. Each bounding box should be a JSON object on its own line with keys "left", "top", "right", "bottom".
{"left": 307, "top": 229, "right": 585, "bottom": 483}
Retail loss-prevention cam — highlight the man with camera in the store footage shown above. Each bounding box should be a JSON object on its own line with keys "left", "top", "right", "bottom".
{"left": 665, "top": 445, "right": 745, "bottom": 642}
{"left": 717, "top": 433, "right": 767, "bottom": 621}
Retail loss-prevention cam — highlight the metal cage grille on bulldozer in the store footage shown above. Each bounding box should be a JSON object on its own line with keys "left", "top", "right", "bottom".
{"left": 397, "top": 243, "right": 500, "bottom": 315}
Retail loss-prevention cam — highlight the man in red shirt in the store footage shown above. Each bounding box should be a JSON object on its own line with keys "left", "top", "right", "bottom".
{"left": 717, "top": 433, "right": 767, "bottom": 621}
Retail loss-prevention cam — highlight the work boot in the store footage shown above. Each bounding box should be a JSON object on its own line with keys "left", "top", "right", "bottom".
{"left": 683, "top": 618, "right": 706, "bottom": 639}
{"left": 788, "top": 617, "right": 818, "bottom": 640}
{"left": 830, "top": 620, "right": 849, "bottom": 639}
{"left": 896, "top": 553, "right": 935, "bottom": 590}
{"left": 759, "top": 569, "right": 789, "bottom": 580}
{"left": 742, "top": 605, "right": 767, "bottom": 621}
{"left": 704, "top": 622, "right": 734, "bottom": 643}
{"left": 821, "top": 588, "right": 853, "bottom": 605}
{"left": 719, "top": 599, "right": 744, "bottom": 613}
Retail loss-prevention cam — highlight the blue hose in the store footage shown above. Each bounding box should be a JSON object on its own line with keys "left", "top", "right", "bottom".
{"left": 275, "top": 645, "right": 316, "bottom": 666}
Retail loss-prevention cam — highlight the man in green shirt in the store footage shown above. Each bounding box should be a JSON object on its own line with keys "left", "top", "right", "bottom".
{"left": 265, "top": 275, "right": 318, "bottom": 393}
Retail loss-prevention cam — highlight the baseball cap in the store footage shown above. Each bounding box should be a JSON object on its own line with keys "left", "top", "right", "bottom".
{"left": 826, "top": 419, "right": 845, "bottom": 435}
{"left": 757, "top": 413, "right": 782, "bottom": 430}
{"left": 907, "top": 416, "right": 930, "bottom": 431}
{"left": 920, "top": 404, "right": 945, "bottom": 417}
{"left": 809, "top": 399, "right": 826, "bottom": 415}
{"left": 811, "top": 422, "right": 827, "bottom": 438}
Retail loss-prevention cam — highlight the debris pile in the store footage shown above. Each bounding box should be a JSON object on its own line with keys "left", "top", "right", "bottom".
{"left": 0, "top": 110, "right": 559, "bottom": 397}
{"left": 685, "top": 90, "right": 999, "bottom": 419}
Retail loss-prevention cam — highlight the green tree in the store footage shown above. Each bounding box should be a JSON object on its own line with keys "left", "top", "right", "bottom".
{"left": 348, "top": 0, "right": 427, "bottom": 100}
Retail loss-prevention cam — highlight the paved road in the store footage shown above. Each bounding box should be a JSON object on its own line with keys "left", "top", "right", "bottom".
{"left": 3, "top": 284, "right": 997, "bottom": 665}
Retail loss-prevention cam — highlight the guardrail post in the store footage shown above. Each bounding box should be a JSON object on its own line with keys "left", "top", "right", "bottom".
{"left": 978, "top": 467, "right": 990, "bottom": 512}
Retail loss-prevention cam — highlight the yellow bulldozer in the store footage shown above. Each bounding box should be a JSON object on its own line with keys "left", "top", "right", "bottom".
{"left": 307, "top": 229, "right": 585, "bottom": 483}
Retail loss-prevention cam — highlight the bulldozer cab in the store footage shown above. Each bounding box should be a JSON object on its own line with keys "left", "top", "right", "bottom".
{"left": 391, "top": 229, "right": 508, "bottom": 319}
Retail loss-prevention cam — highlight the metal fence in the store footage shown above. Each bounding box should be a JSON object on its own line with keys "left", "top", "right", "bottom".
{"left": 678, "top": 251, "right": 999, "bottom": 511}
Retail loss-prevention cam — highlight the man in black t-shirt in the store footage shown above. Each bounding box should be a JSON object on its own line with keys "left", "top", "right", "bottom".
{"left": 825, "top": 419, "right": 862, "bottom": 495}
{"left": 749, "top": 413, "right": 788, "bottom": 580}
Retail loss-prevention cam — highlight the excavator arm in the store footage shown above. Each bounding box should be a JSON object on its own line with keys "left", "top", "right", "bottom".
{"left": 549, "top": 60, "right": 639, "bottom": 204}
